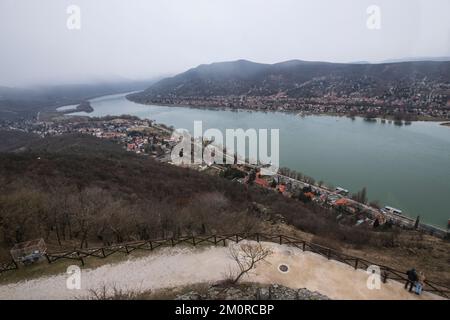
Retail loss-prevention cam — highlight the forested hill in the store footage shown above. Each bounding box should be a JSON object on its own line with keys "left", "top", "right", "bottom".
{"left": 0, "top": 133, "right": 387, "bottom": 258}
{"left": 1, "top": 132, "right": 449, "bottom": 286}
{"left": 129, "top": 59, "right": 450, "bottom": 101}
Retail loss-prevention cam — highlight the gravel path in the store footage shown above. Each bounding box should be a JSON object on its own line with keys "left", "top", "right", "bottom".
{"left": 0, "top": 241, "right": 442, "bottom": 300}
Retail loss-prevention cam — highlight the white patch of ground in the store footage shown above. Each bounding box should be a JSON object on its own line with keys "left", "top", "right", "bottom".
{"left": 0, "top": 241, "right": 443, "bottom": 300}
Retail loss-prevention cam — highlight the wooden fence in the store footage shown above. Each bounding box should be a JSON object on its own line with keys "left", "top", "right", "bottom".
{"left": 0, "top": 233, "right": 449, "bottom": 299}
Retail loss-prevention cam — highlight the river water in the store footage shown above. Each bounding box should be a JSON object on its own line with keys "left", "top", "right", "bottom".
{"left": 70, "top": 92, "right": 450, "bottom": 228}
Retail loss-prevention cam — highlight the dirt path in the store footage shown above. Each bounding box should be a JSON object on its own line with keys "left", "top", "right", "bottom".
{"left": 0, "top": 241, "right": 443, "bottom": 300}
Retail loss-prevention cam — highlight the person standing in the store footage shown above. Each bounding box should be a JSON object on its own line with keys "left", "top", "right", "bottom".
{"left": 415, "top": 272, "right": 426, "bottom": 295}
{"left": 405, "top": 268, "right": 418, "bottom": 292}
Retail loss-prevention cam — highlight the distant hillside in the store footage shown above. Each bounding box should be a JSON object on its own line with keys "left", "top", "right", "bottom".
{"left": 0, "top": 80, "right": 155, "bottom": 121}
{"left": 129, "top": 59, "right": 450, "bottom": 102}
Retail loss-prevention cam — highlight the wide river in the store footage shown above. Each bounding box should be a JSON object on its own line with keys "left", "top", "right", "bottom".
{"left": 71, "top": 92, "right": 450, "bottom": 228}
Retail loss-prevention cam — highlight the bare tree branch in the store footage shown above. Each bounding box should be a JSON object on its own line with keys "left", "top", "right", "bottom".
{"left": 228, "top": 242, "right": 272, "bottom": 284}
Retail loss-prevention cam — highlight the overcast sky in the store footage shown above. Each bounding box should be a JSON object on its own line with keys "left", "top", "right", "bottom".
{"left": 0, "top": 0, "right": 449, "bottom": 87}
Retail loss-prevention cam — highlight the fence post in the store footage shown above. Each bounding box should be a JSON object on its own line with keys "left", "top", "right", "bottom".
{"left": 3, "top": 233, "right": 447, "bottom": 299}
{"left": 383, "top": 271, "right": 388, "bottom": 283}
{"left": 76, "top": 252, "right": 84, "bottom": 266}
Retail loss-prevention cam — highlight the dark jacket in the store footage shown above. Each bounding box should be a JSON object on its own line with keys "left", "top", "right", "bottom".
{"left": 406, "top": 269, "right": 418, "bottom": 282}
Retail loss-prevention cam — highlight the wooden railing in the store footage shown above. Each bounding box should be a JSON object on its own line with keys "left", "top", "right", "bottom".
{"left": 1, "top": 233, "right": 449, "bottom": 299}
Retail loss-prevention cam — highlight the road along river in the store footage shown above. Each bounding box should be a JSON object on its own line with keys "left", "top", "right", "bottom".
{"left": 69, "top": 92, "right": 450, "bottom": 228}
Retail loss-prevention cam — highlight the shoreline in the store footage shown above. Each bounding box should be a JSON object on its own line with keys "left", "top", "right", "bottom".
{"left": 126, "top": 95, "right": 449, "bottom": 123}
{"left": 57, "top": 101, "right": 94, "bottom": 114}
{"left": 63, "top": 94, "right": 449, "bottom": 229}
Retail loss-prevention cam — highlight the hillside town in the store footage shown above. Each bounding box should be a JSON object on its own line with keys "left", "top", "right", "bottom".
{"left": 145, "top": 93, "right": 450, "bottom": 122}
{"left": 1, "top": 114, "right": 447, "bottom": 239}
{"left": 0, "top": 115, "right": 176, "bottom": 158}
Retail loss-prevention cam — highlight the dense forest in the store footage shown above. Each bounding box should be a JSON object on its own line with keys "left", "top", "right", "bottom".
{"left": 0, "top": 132, "right": 449, "bottom": 287}
{"left": 0, "top": 133, "right": 402, "bottom": 257}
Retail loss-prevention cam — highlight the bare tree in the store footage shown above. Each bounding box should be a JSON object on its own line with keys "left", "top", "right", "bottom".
{"left": 71, "top": 187, "right": 111, "bottom": 248}
{"left": 228, "top": 243, "right": 272, "bottom": 284}
{"left": 352, "top": 187, "right": 368, "bottom": 204}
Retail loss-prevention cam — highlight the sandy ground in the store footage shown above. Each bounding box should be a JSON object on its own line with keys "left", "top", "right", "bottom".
{"left": 0, "top": 241, "right": 443, "bottom": 300}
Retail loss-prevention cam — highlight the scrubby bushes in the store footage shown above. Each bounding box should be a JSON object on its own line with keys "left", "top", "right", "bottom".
{"left": 0, "top": 135, "right": 263, "bottom": 253}
{"left": 0, "top": 134, "right": 404, "bottom": 257}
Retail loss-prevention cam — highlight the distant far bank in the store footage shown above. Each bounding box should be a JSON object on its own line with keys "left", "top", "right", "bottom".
{"left": 129, "top": 59, "right": 450, "bottom": 123}
{"left": 64, "top": 91, "right": 450, "bottom": 228}
{"left": 127, "top": 96, "right": 449, "bottom": 123}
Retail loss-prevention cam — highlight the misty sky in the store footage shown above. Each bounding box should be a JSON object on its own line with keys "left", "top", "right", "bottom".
{"left": 0, "top": 0, "right": 449, "bottom": 86}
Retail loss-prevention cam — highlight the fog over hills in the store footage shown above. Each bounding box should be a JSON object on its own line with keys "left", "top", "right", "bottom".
{"left": 2, "top": 0, "right": 450, "bottom": 87}
{"left": 130, "top": 59, "right": 450, "bottom": 100}
{"left": 0, "top": 79, "right": 156, "bottom": 121}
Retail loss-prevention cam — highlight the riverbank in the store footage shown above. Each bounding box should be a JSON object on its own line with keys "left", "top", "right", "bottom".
{"left": 0, "top": 130, "right": 449, "bottom": 293}
{"left": 66, "top": 92, "right": 450, "bottom": 228}
{"left": 57, "top": 101, "right": 93, "bottom": 114}
{"left": 29, "top": 109, "right": 450, "bottom": 236}
{"left": 126, "top": 95, "right": 449, "bottom": 123}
